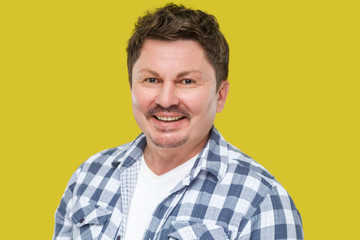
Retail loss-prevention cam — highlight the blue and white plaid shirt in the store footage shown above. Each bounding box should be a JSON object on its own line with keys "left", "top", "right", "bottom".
{"left": 53, "top": 127, "right": 303, "bottom": 240}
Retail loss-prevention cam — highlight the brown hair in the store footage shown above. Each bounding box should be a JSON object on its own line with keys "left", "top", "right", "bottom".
{"left": 126, "top": 3, "right": 229, "bottom": 90}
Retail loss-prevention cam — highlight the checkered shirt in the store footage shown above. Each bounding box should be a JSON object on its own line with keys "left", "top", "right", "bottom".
{"left": 53, "top": 127, "right": 303, "bottom": 239}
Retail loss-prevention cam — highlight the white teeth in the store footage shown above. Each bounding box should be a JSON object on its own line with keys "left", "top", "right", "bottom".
{"left": 156, "top": 116, "right": 183, "bottom": 121}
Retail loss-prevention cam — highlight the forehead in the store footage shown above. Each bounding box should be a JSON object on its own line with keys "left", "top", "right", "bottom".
{"left": 133, "top": 39, "right": 215, "bottom": 76}
{"left": 140, "top": 38, "right": 204, "bottom": 53}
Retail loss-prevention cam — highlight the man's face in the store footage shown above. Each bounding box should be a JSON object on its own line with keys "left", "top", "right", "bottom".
{"left": 131, "top": 39, "right": 228, "bottom": 150}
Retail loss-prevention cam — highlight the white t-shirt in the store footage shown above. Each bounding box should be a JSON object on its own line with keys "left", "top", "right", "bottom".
{"left": 124, "top": 154, "right": 197, "bottom": 240}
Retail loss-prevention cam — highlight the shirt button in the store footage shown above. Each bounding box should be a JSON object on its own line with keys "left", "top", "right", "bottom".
{"left": 79, "top": 218, "right": 85, "bottom": 223}
{"left": 116, "top": 236, "right": 121, "bottom": 240}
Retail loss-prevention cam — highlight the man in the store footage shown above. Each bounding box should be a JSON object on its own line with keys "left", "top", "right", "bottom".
{"left": 54, "top": 3, "right": 303, "bottom": 240}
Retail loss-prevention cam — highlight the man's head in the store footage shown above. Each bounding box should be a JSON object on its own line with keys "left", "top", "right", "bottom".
{"left": 129, "top": 3, "right": 229, "bottom": 153}
{"left": 127, "top": 3, "right": 229, "bottom": 90}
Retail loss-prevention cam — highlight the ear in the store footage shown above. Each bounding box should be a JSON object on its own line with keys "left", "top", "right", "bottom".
{"left": 216, "top": 80, "right": 229, "bottom": 113}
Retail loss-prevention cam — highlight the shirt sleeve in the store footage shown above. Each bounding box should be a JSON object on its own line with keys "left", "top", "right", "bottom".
{"left": 52, "top": 167, "right": 81, "bottom": 240}
{"left": 238, "top": 183, "right": 304, "bottom": 240}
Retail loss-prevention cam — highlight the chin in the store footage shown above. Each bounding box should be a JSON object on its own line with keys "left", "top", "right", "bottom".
{"left": 149, "top": 135, "right": 188, "bottom": 148}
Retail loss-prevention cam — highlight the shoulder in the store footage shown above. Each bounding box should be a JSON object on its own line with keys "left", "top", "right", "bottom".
{"left": 208, "top": 128, "right": 287, "bottom": 199}
{"left": 224, "top": 142, "right": 276, "bottom": 190}
{"left": 224, "top": 143, "right": 303, "bottom": 233}
{"left": 222, "top": 141, "right": 294, "bottom": 213}
{"left": 68, "top": 141, "right": 135, "bottom": 189}
{"left": 79, "top": 142, "right": 132, "bottom": 172}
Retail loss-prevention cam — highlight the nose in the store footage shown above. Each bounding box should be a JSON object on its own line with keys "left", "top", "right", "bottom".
{"left": 155, "top": 82, "right": 180, "bottom": 108}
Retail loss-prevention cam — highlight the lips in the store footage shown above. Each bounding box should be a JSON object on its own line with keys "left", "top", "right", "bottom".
{"left": 150, "top": 113, "right": 188, "bottom": 132}
{"left": 154, "top": 116, "right": 185, "bottom": 122}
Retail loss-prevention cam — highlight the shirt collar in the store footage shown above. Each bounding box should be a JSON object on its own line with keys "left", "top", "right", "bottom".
{"left": 111, "top": 126, "right": 228, "bottom": 181}
{"left": 111, "top": 133, "right": 146, "bottom": 169}
{"left": 190, "top": 127, "right": 228, "bottom": 182}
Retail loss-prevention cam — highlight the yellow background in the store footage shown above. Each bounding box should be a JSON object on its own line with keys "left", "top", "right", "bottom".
{"left": 1, "top": 0, "right": 359, "bottom": 239}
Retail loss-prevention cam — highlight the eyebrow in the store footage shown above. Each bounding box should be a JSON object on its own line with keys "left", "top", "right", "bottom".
{"left": 177, "top": 70, "right": 202, "bottom": 78}
{"left": 139, "top": 68, "right": 202, "bottom": 78}
{"left": 138, "top": 69, "right": 161, "bottom": 77}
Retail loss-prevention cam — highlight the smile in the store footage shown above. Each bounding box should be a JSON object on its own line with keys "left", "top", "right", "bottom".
{"left": 155, "top": 116, "right": 185, "bottom": 122}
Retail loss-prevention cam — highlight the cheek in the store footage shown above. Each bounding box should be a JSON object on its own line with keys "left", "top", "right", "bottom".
{"left": 131, "top": 87, "right": 153, "bottom": 111}
{"left": 181, "top": 90, "right": 217, "bottom": 115}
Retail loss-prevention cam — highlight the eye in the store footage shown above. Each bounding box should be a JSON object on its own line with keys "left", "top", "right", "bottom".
{"left": 181, "top": 79, "right": 194, "bottom": 84}
{"left": 146, "top": 78, "right": 158, "bottom": 83}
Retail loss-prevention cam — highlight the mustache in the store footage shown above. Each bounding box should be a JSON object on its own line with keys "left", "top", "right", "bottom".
{"left": 146, "top": 105, "right": 191, "bottom": 118}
